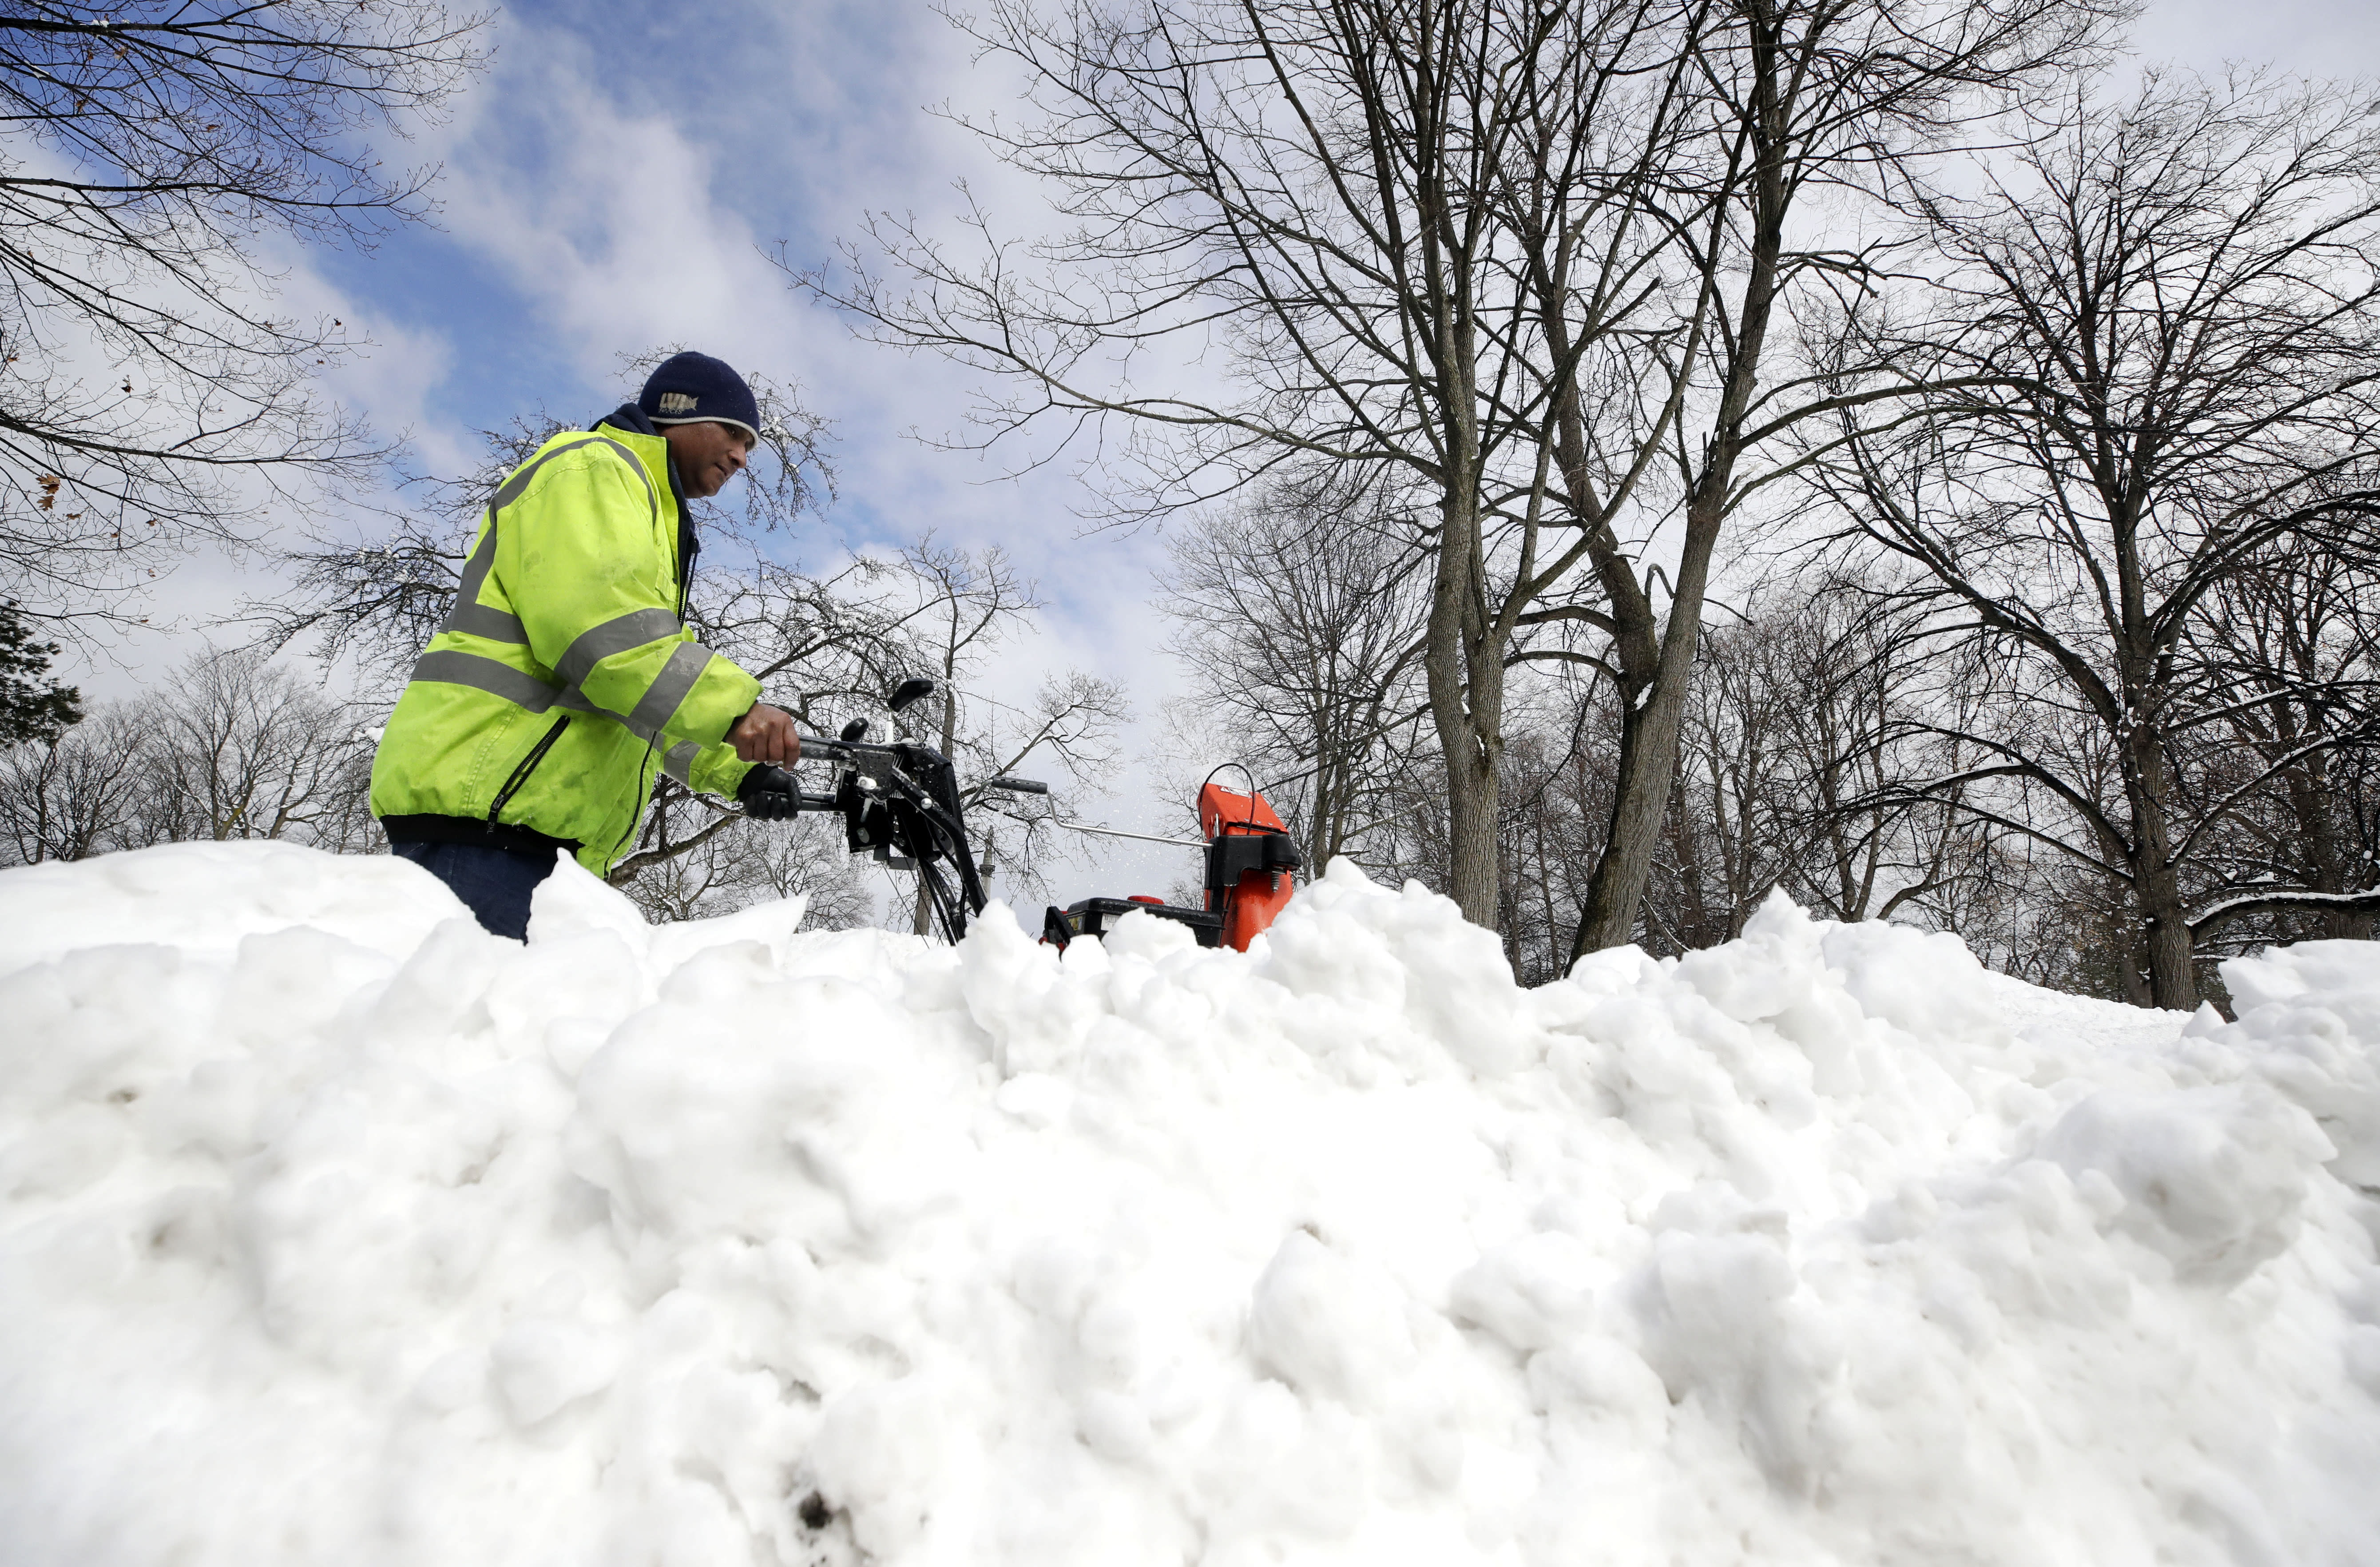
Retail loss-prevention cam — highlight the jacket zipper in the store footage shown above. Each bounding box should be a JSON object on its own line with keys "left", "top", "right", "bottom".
{"left": 489, "top": 715, "right": 571, "bottom": 824}
{"left": 609, "top": 447, "right": 689, "bottom": 864}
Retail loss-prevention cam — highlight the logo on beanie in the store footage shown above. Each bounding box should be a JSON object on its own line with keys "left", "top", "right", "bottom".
{"left": 658, "top": 392, "right": 698, "bottom": 415}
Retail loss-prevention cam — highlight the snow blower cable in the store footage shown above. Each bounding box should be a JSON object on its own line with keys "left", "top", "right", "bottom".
{"left": 1198, "top": 761, "right": 1262, "bottom": 835}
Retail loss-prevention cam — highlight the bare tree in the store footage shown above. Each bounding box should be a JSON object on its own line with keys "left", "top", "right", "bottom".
{"left": 1818, "top": 72, "right": 2380, "bottom": 1006}
{"left": 1668, "top": 607, "right": 1799, "bottom": 940}
{"left": 1623, "top": 572, "right": 1996, "bottom": 946}
{"left": 1550, "top": 0, "right": 2117, "bottom": 959}
{"left": 613, "top": 803, "right": 870, "bottom": 929}
{"left": 2183, "top": 532, "right": 2380, "bottom": 946}
{"left": 815, "top": 0, "right": 2110, "bottom": 948}
{"left": 0, "top": 2, "right": 488, "bottom": 631}
{"left": 0, "top": 645, "right": 373, "bottom": 864}
{"left": 882, "top": 541, "right": 1127, "bottom": 934}
{"left": 1490, "top": 682, "right": 1610, "bottom": 980}
{"left": 0, "top": 704, "right": 143, "bottom": 863}
{"left": 812, "top": 0, "right": 1712, "bottom": 931}
{"left": 1158, "top": 465, "right": 1432, "bottom": 871}
{"left": 137, "top": 646, "right": 373, "bottom": 846}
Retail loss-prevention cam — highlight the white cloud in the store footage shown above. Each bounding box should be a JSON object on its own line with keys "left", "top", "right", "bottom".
{"left": 431, "top": 48, "right": 787, "bottom": 381}
{"left": 2132, "top": 0, "right": 2379, "bottom": 75}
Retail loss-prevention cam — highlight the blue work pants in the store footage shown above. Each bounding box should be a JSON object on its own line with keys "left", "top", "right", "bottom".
{"left": 391, "top": 840, "right": 560, "bottom": 941}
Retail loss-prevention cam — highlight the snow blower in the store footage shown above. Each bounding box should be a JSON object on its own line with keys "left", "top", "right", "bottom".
{"left": 1036, "top": 766, "right": 1302, "bottom": 953}
{"left": 766, "top": 682, "right": 1301, "bottom": 952}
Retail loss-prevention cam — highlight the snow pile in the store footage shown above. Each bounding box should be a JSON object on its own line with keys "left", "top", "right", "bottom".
{"left": 4, "top": 842, "right": 2379, "bottom": 1567}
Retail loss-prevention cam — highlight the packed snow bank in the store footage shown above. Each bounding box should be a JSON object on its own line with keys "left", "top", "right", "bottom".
{"left": 4, "top": 843, "right": 2379, "bottom": 1567}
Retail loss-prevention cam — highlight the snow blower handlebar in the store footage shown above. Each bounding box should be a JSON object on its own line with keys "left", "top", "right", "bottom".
{"left": 756, "top": 728, "right": 1051, "bottom": 946}
{"left": 782, "top": 733, "right": 988, "bottom": 944}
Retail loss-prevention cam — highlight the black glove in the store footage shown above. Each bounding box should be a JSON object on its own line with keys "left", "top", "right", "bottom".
{"left": 738, "top": 764, "right": 802, "bottom": 820}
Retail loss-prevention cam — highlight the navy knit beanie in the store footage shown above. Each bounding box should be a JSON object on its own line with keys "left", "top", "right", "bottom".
{"left": 639, "top": 351, "right": 762, "bottom": 444}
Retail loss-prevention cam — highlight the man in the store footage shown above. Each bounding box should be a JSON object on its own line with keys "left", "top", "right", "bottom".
{"left": 369, "top": 351, "right": 807, "bottom": 938}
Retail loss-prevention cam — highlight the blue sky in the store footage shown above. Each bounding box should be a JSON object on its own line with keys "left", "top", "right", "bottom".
{"left": 59, "top": 0, "right": 2380, "bottom": 904}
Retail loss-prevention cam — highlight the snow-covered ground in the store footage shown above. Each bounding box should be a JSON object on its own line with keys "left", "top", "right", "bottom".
{"left": 4, "top": 843, "right": 2378, "bottom": 1567}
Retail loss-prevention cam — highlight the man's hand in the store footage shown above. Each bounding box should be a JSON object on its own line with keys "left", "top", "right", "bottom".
{"left": 726, "top": 703, "right": 801, "bottom": 765}
{"left": 738, "top": 764, "right": 802, "bottom": 820}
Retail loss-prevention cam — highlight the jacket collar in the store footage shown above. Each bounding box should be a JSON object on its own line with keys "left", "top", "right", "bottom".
{"left": 597, "top": 401, "right": 658, "bottom": 438}
{"left": 594, "top": 403, "right": 700, "bottom": 603}
{"left": 595, "top": 403, "right": 693, "bottom": 519}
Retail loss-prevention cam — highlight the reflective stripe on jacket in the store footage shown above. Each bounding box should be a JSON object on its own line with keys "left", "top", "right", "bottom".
{"left": 368, "top": 421, "right": 760, "bottom": 876}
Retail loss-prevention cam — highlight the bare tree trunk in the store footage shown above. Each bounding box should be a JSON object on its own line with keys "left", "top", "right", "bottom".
{"left": 1574, "top": 0, "right": 1793, "bottom": 955}
{"left": 2123, "top": 730, "right": 2198, "bottom": 1009}
{"left": 1575, "top": 296, "right": 1772, "bottom": 951}
{"left": 1425, "top": 476, "right": 1506, "bottom": 925}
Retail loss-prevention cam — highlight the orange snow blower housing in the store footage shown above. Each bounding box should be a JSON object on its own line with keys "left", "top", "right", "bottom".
{"left": 1042, "top": 773, "right": 1303, "bottom": 954}
{"left": 1198, "top": 779, "right": 1300, "bottom": 949}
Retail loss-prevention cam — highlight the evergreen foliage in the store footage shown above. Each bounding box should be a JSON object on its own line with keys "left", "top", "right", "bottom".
{"left": 0, "top": 601, "right": 80, "bottom": 745}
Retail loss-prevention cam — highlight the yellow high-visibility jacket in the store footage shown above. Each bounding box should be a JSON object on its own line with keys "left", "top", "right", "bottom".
{"left": 369, "top": 414, "right": 759, "bottom": 875}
